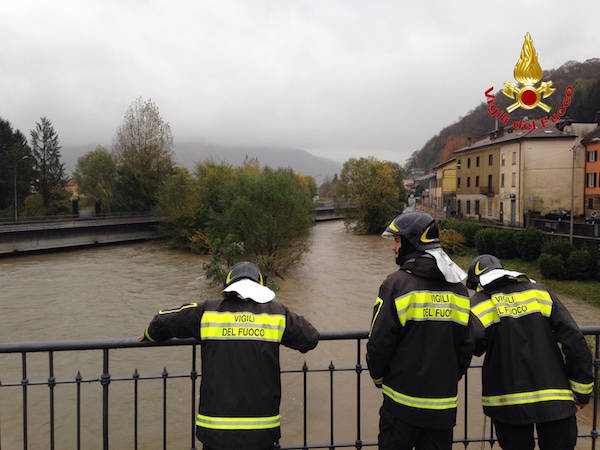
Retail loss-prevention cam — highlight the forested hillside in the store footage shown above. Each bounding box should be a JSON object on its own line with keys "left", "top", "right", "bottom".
{"left": 406, "top": 58, "right": 600, "bottom": 170}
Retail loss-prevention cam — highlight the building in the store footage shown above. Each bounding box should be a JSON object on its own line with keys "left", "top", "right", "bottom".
{"left": 454, "top": 125, "right": 581, "bottom": 226}
{"left": 432, "top": 158, "right": 457, "bottom": 217}
{"left": 414, "top": 172, "right": 436, "bottom": 209}
{"left": 454, "top": 139, "right": 500, "bottom": 221}
{"left": 583, "top": 126, "right": 600, "bottom": 216}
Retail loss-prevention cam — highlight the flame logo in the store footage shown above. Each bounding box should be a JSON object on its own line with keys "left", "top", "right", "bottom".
{"left": 502, "top": 33, "right": 554, "bottom": 113}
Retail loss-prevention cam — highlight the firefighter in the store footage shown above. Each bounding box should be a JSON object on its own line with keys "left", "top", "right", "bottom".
{"left": 468, "top": 254, "right": 593, "bottom": 450}
{"left": 367, "top": 211, "right": 473, "bottom": 450}
{"left": 141, "top": 261, "right": 319, "bottom": 450}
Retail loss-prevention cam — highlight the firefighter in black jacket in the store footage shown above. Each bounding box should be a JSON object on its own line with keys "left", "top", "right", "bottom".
{"left": 467, "top": 254, "right": 593, "bottom": 450}
{"left": 367, "top": 212, "right": 473, "bottom": 450}
{"left": 142, "top": 261, "right": 320, "bottom": 450}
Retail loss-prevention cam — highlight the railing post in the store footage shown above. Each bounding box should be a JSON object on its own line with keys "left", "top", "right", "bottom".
{"left": 355, "top": 339, "right": 362, "bottom": 450}
{"left": 75, "top": 371, "right": 82, "bottom": 450}
{"left": 21, "top": 353, "right": 28, "bottom": 450}
{"left": 163, "top": 367, "right": 168, "bottom": 450}
{"left": 302, "top": 361, "right": 308, "bottom": 450}
{"left": 593, "top": 335, "right": 599, "bottom": 450}
{"left": 48, "top": 351, "right": 56, "bottom": 450}
{"left": 329, "top": 361, "right": 335, "bottom": 450}
{"left": 101, "top": 349, "right": 110, "bottom": 450}
{"left": 190, "top": 345, "right": 198, "bottom": 450}
{"left": 133, "top": 368, "right": 139, "bottom": 450}
{"left": 463, "top": 370, "right": 467, "bottom": 448}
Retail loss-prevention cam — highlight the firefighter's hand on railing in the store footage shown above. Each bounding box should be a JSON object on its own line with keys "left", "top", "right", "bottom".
{"left": 138, "top": 334, "right": 145, "bottom": 342}
{"left": 575, "top": 400, "right": 587, "bottom": 410}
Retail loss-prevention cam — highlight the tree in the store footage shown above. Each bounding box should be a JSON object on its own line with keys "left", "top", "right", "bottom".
{"left": 30, "top": 117, "right": 65, "bottom": 207}
{"left": 439, "top": 136, "right": 468, "bottom": 163}
{"left": 72, "top": 147, "right": 116, "bottom": 210}
{"left": 113, "top": 97, "right": 174, "bottom": 209}
{"left": 0, "top": 119, "right": 34, "bottom": 214}
{"left": 338, "top": 157, "right": 403, "bottom": 234}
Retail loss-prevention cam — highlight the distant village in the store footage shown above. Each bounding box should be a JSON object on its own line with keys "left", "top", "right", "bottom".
{"left": 404, "top": 118, "right": 600, "bottom": 229}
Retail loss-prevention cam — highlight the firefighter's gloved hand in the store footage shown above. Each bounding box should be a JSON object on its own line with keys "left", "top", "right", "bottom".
{"left": 575, "top": 393, "right": 590, "bottom": 409}
{"left": 138, "top": 334, "right": 146, "bottom": 342}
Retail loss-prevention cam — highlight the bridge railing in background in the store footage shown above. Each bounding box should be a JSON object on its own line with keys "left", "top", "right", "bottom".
{"left": 0, "top": 211, "right": 159, "bottom": 227}
{"left": 1, "top": 328, "right": 599, "bottom": 450}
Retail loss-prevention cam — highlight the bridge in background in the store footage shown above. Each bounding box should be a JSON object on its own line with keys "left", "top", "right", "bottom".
{"left": 0, "top": 206, "right": 352, "bottom": 255}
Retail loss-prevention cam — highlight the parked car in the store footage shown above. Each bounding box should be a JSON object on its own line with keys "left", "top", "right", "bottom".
{"left": 544, "top": 210, "right": 570, "bottom": 220}
{"left": 586, "top": 211, "right": 600, "bottom": 224}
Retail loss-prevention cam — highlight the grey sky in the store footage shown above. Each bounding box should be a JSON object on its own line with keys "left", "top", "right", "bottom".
{"left": 2, "top": 0, "right": 599, "bottom": 165}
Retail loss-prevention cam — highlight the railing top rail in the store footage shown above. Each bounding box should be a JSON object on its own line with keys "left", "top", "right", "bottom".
{"left": 0, "top": 330, "right": 371, "bottom": 353}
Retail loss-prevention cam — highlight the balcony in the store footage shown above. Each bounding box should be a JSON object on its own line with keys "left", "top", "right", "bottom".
{"left": 479, "top": 186, "right": 494, "bottom": 196}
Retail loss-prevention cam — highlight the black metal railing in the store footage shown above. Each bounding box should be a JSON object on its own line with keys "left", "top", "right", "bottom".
{"left": 1, "top": 327, "right": 600, "bottom": 450}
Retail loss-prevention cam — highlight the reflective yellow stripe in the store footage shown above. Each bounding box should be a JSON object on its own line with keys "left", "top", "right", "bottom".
{"left": 144, "top": 327, "right": 155, "bottom": 343}
{"left": 373, "top": 377, "right": 383, "bottom": 385}
{"left": 200, "top": 311, "right": 285, "bottom": 342}
{"left": 369, "top": 297, "right": 384, "bottom": 337}
{"left": 159, "top": 302, "right": 198, "bottom": 315}
{"left": 382, "top": 384, "right": 457, "bottom": 410}
{"left": 196, "top": 413, "right": 280, "bottom": 430}
{"left": 570, "top": 379, "right": 594, "bottom": 395}
{"left": 394, "top": 291, "right": 470, "bottom": 326}
{"left": 482, "top": 389, "right": 573, "bottom": 407}
{"left": 472, "top": 289, "right": 553, "bottom": 328}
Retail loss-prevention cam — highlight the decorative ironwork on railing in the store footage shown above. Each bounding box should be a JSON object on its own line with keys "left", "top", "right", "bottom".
{"left": 1, "top": 327, "right": 599, "bottom": 450}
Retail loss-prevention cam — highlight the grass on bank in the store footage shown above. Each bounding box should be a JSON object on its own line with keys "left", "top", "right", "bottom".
{"left": 452, "top": 248, "right": 600, "bottom": 307}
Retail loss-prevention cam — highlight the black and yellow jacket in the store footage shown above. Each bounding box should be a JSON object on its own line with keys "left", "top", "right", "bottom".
{"left": 471, "top": 278, "right": 593, "bottom": 424}
{"left": 145, "top": 295, "right": 319, "bottom": 448}
{"left": 366, "top": 252, "right": 473, "bottom": 429}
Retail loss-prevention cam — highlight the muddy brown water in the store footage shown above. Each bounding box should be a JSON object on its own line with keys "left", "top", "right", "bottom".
{"left": 1, "top": 221, "right": 598, "bottom": 449}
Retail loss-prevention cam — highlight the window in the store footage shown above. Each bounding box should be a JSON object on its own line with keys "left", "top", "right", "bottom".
{"left": 489, "top": 154, "right": 493, "bottom": 165}
{"left": 457, "top": 159, "right": 461, "bottom": 169}
{"left": 467, "top": 177, "right": 471, "bottom": 187}
{"left": 457, "top": 199, "right": 462, "bottom": 214}
{"left": 475, "top": 176, "right": 479, "bottom": 187}
{"left": 588, "top": 151, "right": 598, "bottom": 162}
{"left": 467, "top": 158, "right": 471, "bottom": 168}
{"left": 511, "top": 172, "right": 516, "bottom": 187}
{"left": 501, "top": 173, "right": 505, "bottom": 187}
{"left": 590, "top": 198, "right": 594, "bottom": 209}
{"left": 476, "top": 156, "right": 480, "bottom": 167}
{"left": 488, "top": 174, "right": 493, "bottom": 189}
{"left": 501, "top": 153, "right": 505, "bottom": 166}
{"left": 588, "top": 172, "right": 598, "bottom": 188}
{"left": 512, "top": 151, "right": 516, "bottom": 165}
{"left": 457, "top": 177, "right": 461, "bottom": 187}
{"left": 466, "top": 200, "right": 471, "bottom": 214}
{"left": 487, "top": 199, "right": 492, "bottom": 216}
{"left": 475, "top": 199, "right": 480, "bottom": 215}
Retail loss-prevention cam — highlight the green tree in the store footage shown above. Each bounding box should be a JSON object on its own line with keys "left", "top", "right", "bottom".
{"left": 113, "top": 97, "right": 174, "bottom": 210}
{"left": 30, "top": 117, "right": 65, "bottom": 208}
{"left": 0, "top": 118, "right": 33, "bottom": 215}
{"left": 338, "top": 157, "right": 403, "bottom": 234}
{"left": 72, "top": 147, "right": 117, "bottom": 211}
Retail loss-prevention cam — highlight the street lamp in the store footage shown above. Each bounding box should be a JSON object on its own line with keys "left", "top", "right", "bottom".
{"left": 14, "top": 154, "right": 29, "bottom": 222}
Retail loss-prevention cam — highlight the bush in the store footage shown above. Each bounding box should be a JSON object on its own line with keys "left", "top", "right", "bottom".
{"left": 439, "top": 229, "right": 466, "bottom": 255}
{"left": 441, "top": 218, "right": 482, "bottom": 247}
{"left": 566, "top": 249, "right": 595, "bottom": 280}
{"left": 515, "top": 228, "right": 544, "bottom": 260}
{"left": 494, "top": 230, "right": 518, "bottom": 259}
{"left": 541, "top": 238, "right": 572, "bottom": 262}
{"left": 474, "top": 228, "right": 497, "bottom": 255}
{"left": 539, "top": 253, "right": 566, "bottom": 279}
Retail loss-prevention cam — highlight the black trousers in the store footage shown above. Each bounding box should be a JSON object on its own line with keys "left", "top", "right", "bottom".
{"left": 378, "top": 408, "right": 453, "bottom": 450}
{"left": 494, "top": 415, "right": 577, "bottom": 450}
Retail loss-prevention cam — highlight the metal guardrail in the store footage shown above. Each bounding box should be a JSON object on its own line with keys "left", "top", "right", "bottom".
{"left": 1, "top": 327, "right": 600, "bottom": 450}
{"left": 0, "top": 212, "right": 159, "bottom": 226}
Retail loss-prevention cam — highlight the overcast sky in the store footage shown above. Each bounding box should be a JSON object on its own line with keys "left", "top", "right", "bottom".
{"left": 2, "top": 1, "right": 599, "bottom": 165}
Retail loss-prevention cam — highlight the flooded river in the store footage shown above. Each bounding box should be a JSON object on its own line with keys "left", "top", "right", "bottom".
{"left": 1, "top": 221, "right": 598, "bottom": 449}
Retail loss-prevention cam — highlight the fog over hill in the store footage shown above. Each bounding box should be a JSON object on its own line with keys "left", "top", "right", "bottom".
{"left": 62, "top": 143, "right": 342, "bottom": 184}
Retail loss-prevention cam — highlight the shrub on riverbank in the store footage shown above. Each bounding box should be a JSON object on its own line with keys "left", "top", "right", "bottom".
{"left": 439, "top": 229, "right": 466, "bottom": 255}
{"left": 159, "top": 160, "right": 314, "bottom": 283}
{"left": 440, "top": 218, "right": 482, "bottom": 247}
{"left": 515, "top": 228, "right": 544, "bottom": 260}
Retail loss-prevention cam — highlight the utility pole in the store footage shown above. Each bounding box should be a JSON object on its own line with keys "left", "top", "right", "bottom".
{"left": 569, "top": 143, "right": 577, "bottom": 245}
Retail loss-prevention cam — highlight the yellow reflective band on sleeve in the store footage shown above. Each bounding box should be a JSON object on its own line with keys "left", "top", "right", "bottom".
{"left": 200, "top": 311, "right": 286, "bottom": 342}
{"left": 373, "top": 377, "right": 383, "bottom": 385}
{"left": 144, "top": 327, "right": 155, "bottom": 343}
{"left": 482, "top": 389, "right": 573, "bottom": 407}
{"left": 159, "top": 302, "right": 198, "bottom": 315}
{"left": 369, "top": 297, "right": 384, "bottom": 337}
{"left": 196, "top": 414, "right": 280, "bottom": 430}
{"left": 570, "top": 379, "right": 594, "bottom": 395}
{"left": 472, "top": 289, "right": 553, "bottom": 328}
{"left": 382, "top": 384, "right": 458, "bottom": 410}
{"left": 394, "top": 291, "right": 470, "bottom": 326}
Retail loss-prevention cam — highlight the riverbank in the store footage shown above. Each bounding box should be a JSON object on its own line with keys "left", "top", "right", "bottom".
{"left": 453, "top": 249, "right": 600, "bottom": 310}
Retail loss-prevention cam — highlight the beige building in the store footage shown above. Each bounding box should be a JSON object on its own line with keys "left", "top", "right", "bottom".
{"left": 433, "top": 158, "right": 457, "bottom": 216}
{"left": 454, "top": 126, "right": 581, "bottom": 226}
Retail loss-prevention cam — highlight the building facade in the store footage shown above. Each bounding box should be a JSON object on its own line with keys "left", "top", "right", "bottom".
{"left": 433, "top": 158, "right": 457, "bottom": 217}
{"left": 583, "top": 127, "right": 600, "bottom": 216}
